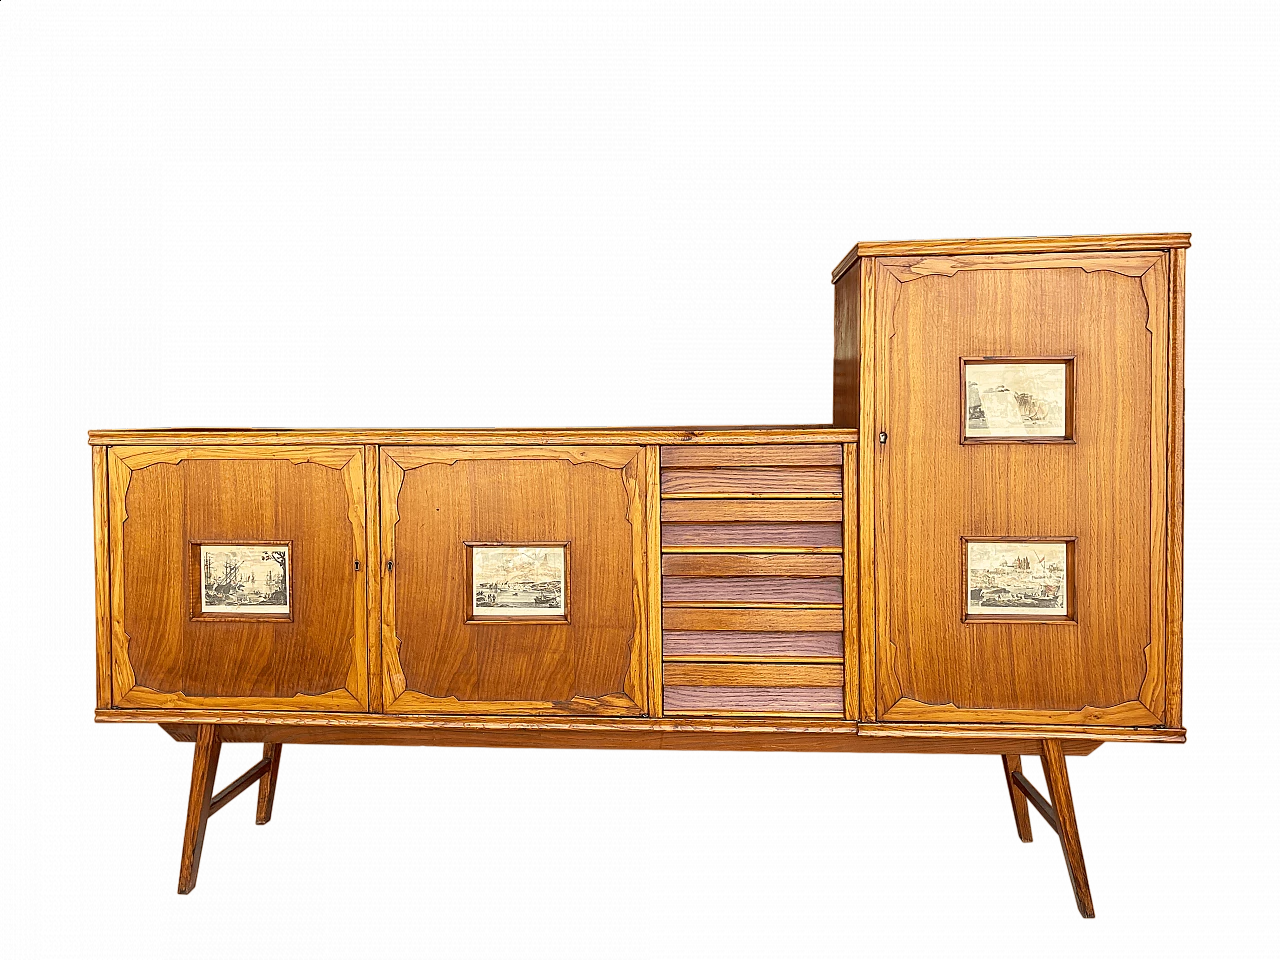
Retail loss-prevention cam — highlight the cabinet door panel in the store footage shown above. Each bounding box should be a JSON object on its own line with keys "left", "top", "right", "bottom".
{"left": 108, "top": 446, "right": 369, "bottom": 710}
{"left": 381, "top": 446, "right": 650, "bottom": 715}
{"left": 871, "top": 252, "right": 1170, "bottom": 725}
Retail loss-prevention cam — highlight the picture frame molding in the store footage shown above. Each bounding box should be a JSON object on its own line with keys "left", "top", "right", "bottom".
{"left": 961, "top": 535, "right": 1077, "bottom": 624}
{"left": 959, "top": 355, "right": 1076, "bottom": 444}
{"left": 188, "top": 539, "right": 295, "bottom": 623}
{"left": 464, "top": 541, "right": 571, "bottom": 625}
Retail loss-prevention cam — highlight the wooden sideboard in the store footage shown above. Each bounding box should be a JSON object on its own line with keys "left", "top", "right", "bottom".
{"left": 91, "top": 233, "right": 1188, "bottom": 914}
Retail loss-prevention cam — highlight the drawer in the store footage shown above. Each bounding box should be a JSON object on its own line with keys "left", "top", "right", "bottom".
{"left": 663, "top": 606, "right": 844, "bottom": 658}
{"left": 663, "top": 662, "right": 844, "bottom": 716}
{"left": 663, "top": 576, "right": 842, "bottom": 604}
{"left": 660, "top": 466, "right": 842, "bottom": 497}
{"left": 662, "top": 521, "right": 841, "bottom": 549}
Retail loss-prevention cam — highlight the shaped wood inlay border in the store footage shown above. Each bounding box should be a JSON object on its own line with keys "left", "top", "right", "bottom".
{"left": 107, "top": 445, "right": 369, "bottom": 712}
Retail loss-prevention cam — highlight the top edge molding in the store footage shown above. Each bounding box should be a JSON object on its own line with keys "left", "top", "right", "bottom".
{"left": 88, "top": 427, "right": 860, "bottom": 446}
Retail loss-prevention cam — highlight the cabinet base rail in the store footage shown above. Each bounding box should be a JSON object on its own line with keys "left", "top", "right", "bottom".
{"left": 178, "top": 726, "right": 282, "bottom": 894}
{"left": 173, "top": 724, "right": 1096, "bottom": 915}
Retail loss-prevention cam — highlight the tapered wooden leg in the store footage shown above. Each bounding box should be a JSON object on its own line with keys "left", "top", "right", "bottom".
{"left": 1001, "top": 755, "right": 1034, "bottom": 843}
{"left": 1040, "top": 739, "right": 1095, "bottom": 918}
{"left": 255, "top": 743, "right": 283, "bottom": 825}
{"left": 178, "top": 725, "right": 221, "bottom": 895}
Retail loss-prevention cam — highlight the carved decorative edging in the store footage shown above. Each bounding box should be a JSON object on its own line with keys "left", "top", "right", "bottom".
{"left": 379, "top": 445, "right": 649, "bottom": 717}
{"left": 108, "top": 445, "right": 370, "bottom": 711}
{"left": 868, "top": 253, "right": 1174, "bottom": 727}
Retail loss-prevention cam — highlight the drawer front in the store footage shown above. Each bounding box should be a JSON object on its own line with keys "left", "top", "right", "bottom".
{"left": 659, "top": 444, "right": 850, "bottom": 717}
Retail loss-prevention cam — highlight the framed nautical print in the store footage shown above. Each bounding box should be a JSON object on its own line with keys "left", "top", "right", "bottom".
{"left": 466, "top": 542, "right": 570, "bottom": 623}
{"left": 963, "top": 537, "right": 1075, "bottom": 622}
{"left": 190, "top": 541, "right": 293, "bottom": 621}
{"left": 961, "top": 357, "right": 1074, "bottom": 442}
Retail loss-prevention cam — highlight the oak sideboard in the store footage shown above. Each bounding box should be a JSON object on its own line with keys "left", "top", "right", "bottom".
{"left": 91, "top": 233, "right": 1188, "bottom": 914}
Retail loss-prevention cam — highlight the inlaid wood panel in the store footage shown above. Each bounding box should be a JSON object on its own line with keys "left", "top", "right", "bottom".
{"left": 381, "top": 446, "right": 649, "bottom": 715}
{"left": 662, "top": 553, "right": 843, "bottom": 577}
{"left": 662, "top": 522, "right": 842, "bottom": 549}
{"left": 107, "top": 446, "right": 368, "bottom": 711}
{"left": 863, "top": 250, "right": 1175, "bottom": 725}
{"left": 664, "top": 687, "right": 843, "bottom": 715}
{"left": 662, "top": 630, "right": 844, "bottom": 658}
{"left": 660, "top": 444, "right": 843, "bottom": 467}
{"left": 660, "top": 466, "right": 843, "bottom": 497}
{"left": 663, "top": 576, "right": 843, "bottom": 604}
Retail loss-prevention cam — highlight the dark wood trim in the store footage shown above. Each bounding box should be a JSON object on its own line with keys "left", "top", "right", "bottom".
{"left": 959, "top": 356, "right": 1075, "bottom": 444}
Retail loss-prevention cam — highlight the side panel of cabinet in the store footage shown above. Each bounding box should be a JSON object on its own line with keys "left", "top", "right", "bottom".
{"left": 864, "top": 251, "right": 1177, "bottom": 725}
{"left": 106, "top": 445, "right": 370, "bottom": 711}
{"left": 380, "top": 446, "right": 651, "bottom": 715}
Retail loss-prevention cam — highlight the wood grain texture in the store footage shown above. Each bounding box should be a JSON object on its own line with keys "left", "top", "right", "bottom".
{"left": 1166, "top": 247, "right": 1186, "bottom": 730}
{"left": 364, "top": 446, "right": 383, "bottom": 713}
{"left": 92, "top": 446, "right": 112, "bottom": 709}
{"left": 884, "top": 253, "right": 1162, "bottom": 283}
{"left": 659, "top": 444, "right": 842, "bottom": 466}
{"left": 93, "top": 427, "right": 860, "bottom": 446}
{"left": 663, "top": 686, "right": 844, "bottom": 714}
{"left": 1040, "top": 739, "right": 1095, "bottom": 918}
{"left": 661, "top": 499, "right": 842, "bottom": 522}
{"left": 856, "top": 260, "right": 879, "bottom": 722}
{"left": 833, "top": 263, "right": 861, "bottom": 428}
{"left": 662, "top": 630, "right": 843, "bottom": 658}
{"left": 868, "top": 251, "right": 1174, "bottom": 724}
{"left": 663, "top": 662, "right": 841, "bottom": 686}
{"left": 159, "top": 721, "right": 1101, "bottom": 755}
{"left": 843, "top": 442, "right": 859, "bottom": 721}
{"left": 255, "top": 743, "right": 283, "bottom": 825}
{"left": 662, "top": 522, "right": 842, "bottom": 548}
{"left": 662, "top": 553, "right": 842, "bottom": 577}
{"left": 108, "top": 446, "right": 368, "bottom": 711}
{"left": 831, "top": 233, "right": 1191, "bottom": 282}
{"left": 664, "top": 607, "right": 843, "bottom": 632}
{"left": 1001, "top": 754, "right": 1034, "bottom": 842}
{"left": 646, "top": 445, "right": 664, "bottom": 717}
{"left": 663, "top": 576, "right": 843, "bottom": 604}
{"left": 381, "top": 446, "right": 646, "bottom": 715}
{"left": 660, "top": 466, "right": 843, "bottom": 496}
{"left": 178, "top": 725, "right": 220, "bottom": 894}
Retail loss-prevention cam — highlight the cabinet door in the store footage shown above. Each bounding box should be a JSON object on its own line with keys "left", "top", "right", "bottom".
{"left": 868, "top": 251, "right": 1174, "bottom": 725}
{"left": 107, "top": 446, "right": 370, "bottom": 711}
{"left": 380, "top": 446, "right": 650, "bottom": 715}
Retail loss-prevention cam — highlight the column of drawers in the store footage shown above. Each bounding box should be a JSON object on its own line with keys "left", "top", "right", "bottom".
{"left": 658, "top": 444, "right": 846, "bottom": 717}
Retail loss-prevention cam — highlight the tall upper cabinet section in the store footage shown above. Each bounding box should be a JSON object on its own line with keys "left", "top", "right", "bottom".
{"left": 833, "top": 235, "right": 1188, "bottom": 731}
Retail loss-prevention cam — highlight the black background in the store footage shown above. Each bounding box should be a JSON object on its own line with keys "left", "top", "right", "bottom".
{"left": 77, "top": 221, "right": 1198, "bottom": 921}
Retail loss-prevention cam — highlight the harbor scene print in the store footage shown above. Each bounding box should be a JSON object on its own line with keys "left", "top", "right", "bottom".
{"left": 966, "top": 540, "right": 1069, "bottom": 618}
{"left": 964, "top": 360, "right": 1068, "bottom": 438}
{"left": 471, "top": 544, "right": 566, "bottom": 618}
{"left": 200, "top": 544, "right": 290, "bottom": 614}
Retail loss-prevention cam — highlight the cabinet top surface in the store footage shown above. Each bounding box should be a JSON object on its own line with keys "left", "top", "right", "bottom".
{"left": 88, "top": 426, "right": 860, "bottom": 446}
{"left": 831, "top": 232, "right": 1192, "bottom": 282}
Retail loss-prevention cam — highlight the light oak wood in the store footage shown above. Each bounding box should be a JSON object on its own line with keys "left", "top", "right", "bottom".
{"left": 1039, "top": 739, "right": 1095, "bottom": 918}
{"left": 108, "top": 445, "right": 369, "bottom": 711}
{"left": 661, "top": 466, "right": 843, "bottom": 496}
{"left": 660, "top": 444, "right": 842, "bottom": 466}
{"left": 158, "top": 722, "right": 1102, "bottom": 755}
{"left": 178, "top": 725, "right": 220, "bottom": 894}
{"left": 255, "top": 743, "right": 282, "bottom": 825}
{"left": 380, "top": 446, "right": 647, "bottom": 715}
{"left": 663, "top": 662, "right": 842, "bottom": 686}
{"left": 92, "top": 445, "right": 112, "bottom": 709}
{"left": 1001, "top": 754, "right": 1034, "bottom": 842}
{"left": 661, "top": 499, "right": 843, "bottom": 522}
{"left": 646, "top": 445, "right": 664, "bottom": 716}
{"left": 662, "top": 553, "right": 843, "bottom": 577}
{"left": 831, "top": 233, "right": 1191, "bottom": 282}
{"left": 94, "top": 427, "right": 860, "bottom": 446}
{"left": 663, "top": 608, "right": 843, "bottom": 632}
